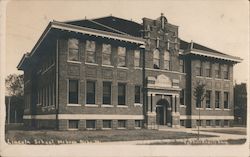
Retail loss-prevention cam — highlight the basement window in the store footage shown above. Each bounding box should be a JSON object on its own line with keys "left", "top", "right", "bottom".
{"left": 68, "top": 120, "right": 79, "bottom": 129}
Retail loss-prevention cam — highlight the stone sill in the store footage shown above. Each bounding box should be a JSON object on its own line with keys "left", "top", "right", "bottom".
{"left": 85, "top": 62, "right": 98, "bottom": 66}
{"left": 117, "top": 66, "right": 129, "bottom": 70}
{"left": 117, "top": 105, "right": 128, "bottom": 108}
{"left": 85, "top": 104, "right": 98, "bottom": 107}
{"left": 67, "top": 104, "right": 81, "bottom": 107}
{"left": 67, "top": 60, "right": 81, "bottom": 64}
{"left": 101, "top": 105, "right": 114, "bottom": 108}
{"left": 134, "top": 103, "right": 143, "bottom": 107}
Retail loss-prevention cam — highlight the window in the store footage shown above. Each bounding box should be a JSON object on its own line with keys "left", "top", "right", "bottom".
{"left": 206, "top": 90, "right": 211, "bottom": 108}
{"left": 68, "top": 39, "right": 79, "bottom": 61}
{"left": 102, "top": 44, "right": 112, "bottom": 65}
{"left": 103, "top": 120, "right": 112, "bottom": 128}
{"left": 134, "top": 86, "right": 141, "bottom": 104}
{"left": 206, "top": 120, "right": 211, "bottom": 127}
{"left": 118, "top": 83, "right": 126, "bottom": 105}
{"left": 118, "top": 120, "right": 126, "bottom": 128}
{"left": 214, "top": 63, "right": 220, "bottom": 78}
{"left": 86, "top": 81, "right": 95, "bottom": 104}
{"left": 86, "top": 40, "right": 96, "bottom": 63}
{"left": 205, "top": 62, "right": 211, "bottom": 77}
{"left": 103, "top": 82, "right": 112, "bottom": 105}
{"left": 117, "top": 46, "right": 126, "bottom": 67}
{"left": 153, "top": 49, "right": 160, "bottom": 69}
{"left": 135, "top": 120, "right": 142, "bottom": 128}
{"left": 224, "top": 92, "right": 229, "bottom": 109}
{"left": 215, "top": 91, "right": 220, "bottom": 108}
{"left": 197, "top": 120, "right": 201, "bottom": 126}
{"left": 164, "top": 51, "right": 170, "bottom": 70}
{"left": 68, "top": 80, "right": 78, "bottom": 104}
{"left": 196, "top": 60, "right": 202, "bottom": 76}
{"left": 223, "top": 65, "right": 229, "bottom": 79}
{"left": 179, "top": 59, "right": 184, "bottom": 73}
{"left": 224, "top": 120, "right": 229, "bottom": 127}
{"left": 215, "top": 120, "right": 220, "bottom": 126}
{"left": 68, "top": 120, "right": 79, "bottom": 129}
{"left": 134, "top": 50, "right": 141, "bottom": 67}
{"left": 180, "top": 120, "right": 185, "bottom": 127}
{"left": 86, "top": 120, "right": 96, "bottom": 129}
{"left": 180, "top": 89, "right": 185, "bottom": 105}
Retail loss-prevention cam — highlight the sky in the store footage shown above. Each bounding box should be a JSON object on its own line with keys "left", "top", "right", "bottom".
{"left": 5, "top": 0, "right": 249, "bottom": 83}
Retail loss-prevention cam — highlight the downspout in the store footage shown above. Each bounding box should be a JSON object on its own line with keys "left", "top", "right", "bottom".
{"left": 140, "top": 44, "right": 147, "bottom": 128}
{"left": 55, "top": 39, "right": 59, "bottom": 130}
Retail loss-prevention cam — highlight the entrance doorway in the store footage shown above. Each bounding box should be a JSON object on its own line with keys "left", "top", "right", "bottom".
{"left": 156, "top": 99, "right": 171, "bottom": 126}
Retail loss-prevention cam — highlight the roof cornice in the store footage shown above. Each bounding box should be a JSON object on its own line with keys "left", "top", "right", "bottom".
{"left": 51, "top": 21, "right": 145, "bottom": 44}
{"left": 185, "top": 49, "right": 242, "bottom": 63}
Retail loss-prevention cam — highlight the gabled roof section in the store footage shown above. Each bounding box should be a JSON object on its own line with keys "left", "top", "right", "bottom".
{"left": 93, "top": 16, "right": 143, "bottom": 37}
{"left": 17, "top": 53, "right": 30, "bottom": 70}
{"left": 66, "top": 16, "right": 143, "bottom": 37}
{"left": 180, "top": 40, "right": 242, "bottom": 63}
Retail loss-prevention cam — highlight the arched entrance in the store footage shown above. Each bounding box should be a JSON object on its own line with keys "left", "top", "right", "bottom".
{"left": 156, "top": 99, "right": 171, "bottom": 126}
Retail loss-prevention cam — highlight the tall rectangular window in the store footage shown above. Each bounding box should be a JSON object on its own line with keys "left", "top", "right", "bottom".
{"left": 103, "top": 82, "right": 112, "bottom": 105}
{"left": 224, "top": 92, "right": 229, "bottom": 109}
{"left": 179, "top": 59, "right": 184, "bottom": 73}
{"left": 196, "top": 60, "right": 202, "bottom": 76}
{"left": 86, "top": 40, "right": 96, "bottom": 63}
{"left": 164, "top": 51, "right": 170, "bottom": 70}
{"left": 68, "top": 39, "right": 79, "bottom": 61}
{"left": 102, "top": 44, "right": 112, "bottom": 65}
{"left": 215, "top": 91, "right": 220, "bottom": 108}
{"left": 118, "top": 47, "right": 126, "bottom": 67}
{"left": 134, "top": 86, "right": 141, "bottom": 104}
{"left": 153, "top": 49, "right": 160, "bottom": 69}
{"left": 118, "top": 83, "right": 126, "bottom": 105}
{"left": 134, "top": 50, "right": 141, "bottom": 67}
{"left": 206, "top": 90, "right": 211, "bottom": 108}
{"left": 205, "top": 62, "right": 211, "bottom": 77}
{"left": 68, "top": 80, "right": 78, "bottom": 104}
{"left": 86, "top": 81, "right": 95, "bottom": 104}
{"left": 180, "top": 89, "right": 185, "bottom": 105}
{"left": 223, "top": 65, "right": 229, "bottom": 79}
{"left": 214, "top": 63, "right": 220, "bottom": 78}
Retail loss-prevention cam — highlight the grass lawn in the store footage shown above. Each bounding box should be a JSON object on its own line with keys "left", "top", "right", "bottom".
{"left": 199, "top": 128, "right": 246, "bottom": 135}
{"left": 6, "top": 129, "right": 216, "bottom": 144}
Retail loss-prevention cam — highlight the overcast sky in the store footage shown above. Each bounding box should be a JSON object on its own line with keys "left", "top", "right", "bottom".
{"left": 5, "top": 0, "right": 249, "bottom": 83}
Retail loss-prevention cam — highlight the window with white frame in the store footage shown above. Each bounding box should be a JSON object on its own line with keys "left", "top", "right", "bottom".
{"left": 134, "top": 86, "right": 141, "bottom": 104}
{"left": 180, "top": 89, "right": 185, "bottom": 105}
{"left": 68, "top": 80, "right": 79, "bottom": 104}
{"left": 68, "top": 120, "right": 79, "bottom": 129}
{"left": 196, "top": 60, "right": 202, "bottom": 76}
{"left": 215, "top": 91, "right": 220, "bottom": 108}
{"left": 224, "top": 92, "right": 229, "bottom": 109}
{"left": 118, "top": 83, "right": 126, "bottom": 105}
{"left": 134, "top": 50, "right": 141, "bottom": 67}
{"left": 68, "top": 38, "right": 79, "bottom": 61}
{"left": 103, "top": 120, "right": 112, "bottom": 128}
{"left": 153, "top": 49, "right": 160, "bottom": 69}
{"left": 164, "top": 51, "right": 170, "bottom": 70}
{"left": 179, "top": 59, "right": 184, "bottom": 73}
{"left": 86, "top": 40, "right": 96, "bottom": 63}
{"left": 206, "top": 90, "right": 211, "bottom": 108}
{"left": 205, "top": 62, "right": 211, "bottom": 77}
{"left": 223, "top": 64, "right": 229, "bottom": 79}
{"left": 102, "top": 44, "right": 112, "bottom": 65}
{"left": 117, "top": 46, "right": 126, "bottom": 67}
{"left": 103, "top": 82, "right": 112, "bottom": 105}
{"left": 86, "top": 81, "right": 96, "bottom": 104}
{"left": 118, "top": 120, "right": 126, "bottom": 128}
{"left": 214, "top": 63, "right": 220, "bottom": 78}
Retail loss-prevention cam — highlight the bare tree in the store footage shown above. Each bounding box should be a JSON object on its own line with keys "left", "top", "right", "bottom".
{"left": 193, "top": 82, "right": 206, "bottom": 140}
